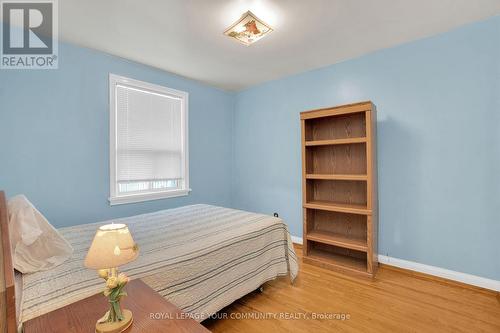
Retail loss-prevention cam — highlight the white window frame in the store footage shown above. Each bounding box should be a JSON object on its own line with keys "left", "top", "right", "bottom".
{"left": 108, "top": 74, "right": 190, "bottom": 205}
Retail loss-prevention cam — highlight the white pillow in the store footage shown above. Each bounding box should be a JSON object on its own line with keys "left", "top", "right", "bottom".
{"left": 7, "top": 195, "right": 73, "bottom": 273}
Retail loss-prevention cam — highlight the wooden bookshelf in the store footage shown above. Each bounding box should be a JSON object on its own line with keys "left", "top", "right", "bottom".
{"left": 300, "top": 101, "right": 378, "bottom": 278}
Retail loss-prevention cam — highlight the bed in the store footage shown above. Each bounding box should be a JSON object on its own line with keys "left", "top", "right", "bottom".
{"left": 0, "top": 191, "right": 298, "bottom": 332}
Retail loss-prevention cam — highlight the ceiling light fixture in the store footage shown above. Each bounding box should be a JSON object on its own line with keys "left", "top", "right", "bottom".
{"left": 224, "top": 11, "right": 273, "bottom": 46}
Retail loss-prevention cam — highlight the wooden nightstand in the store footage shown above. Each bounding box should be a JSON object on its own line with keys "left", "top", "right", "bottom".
{"left": 23, "top": 279, "right": 211, "bottom": 333}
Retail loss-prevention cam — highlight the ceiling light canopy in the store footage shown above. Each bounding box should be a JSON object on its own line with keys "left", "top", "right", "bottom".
{"left": 224, "top": 11, "right": 273, "bottom": 46}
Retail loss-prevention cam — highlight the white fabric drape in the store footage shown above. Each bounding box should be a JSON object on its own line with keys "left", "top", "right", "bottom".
{"left": 8, "top": 195, "right": 73, "bottom": 273}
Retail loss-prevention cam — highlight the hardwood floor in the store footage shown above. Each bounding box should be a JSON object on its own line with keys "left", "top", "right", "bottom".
{"left": 203, "top": 246, "right": 500, "bottom": 333}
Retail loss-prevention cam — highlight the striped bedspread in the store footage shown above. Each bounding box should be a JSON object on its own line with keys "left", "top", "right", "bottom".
{"left": 20, "top": 204, "right": 298, "bottom": 323}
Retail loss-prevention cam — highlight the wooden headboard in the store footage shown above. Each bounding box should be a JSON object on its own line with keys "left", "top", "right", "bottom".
{"left": 0, "top": 191, "right": 16, "bottom": 333}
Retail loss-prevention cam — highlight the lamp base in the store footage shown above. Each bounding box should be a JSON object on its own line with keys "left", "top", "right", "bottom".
{"left": 95, "top": 309, "right": 133, "bottom": 333}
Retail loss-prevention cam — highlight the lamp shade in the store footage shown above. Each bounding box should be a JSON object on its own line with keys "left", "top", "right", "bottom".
{"left": 84, "top": 223, "right": 138, "bottom": 269}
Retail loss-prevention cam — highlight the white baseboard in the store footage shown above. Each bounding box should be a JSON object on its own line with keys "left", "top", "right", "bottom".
{"left": 291, "top": 235, "right": 303, "bottom": 245}
{"left": 378, "top": 255, "right": 500, "bottom": 292}
{"left": 291, "top": 236, "right": 500, "bottom": 292}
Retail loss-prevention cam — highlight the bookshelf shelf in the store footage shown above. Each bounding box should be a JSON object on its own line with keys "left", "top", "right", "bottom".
{"left": 304, "top": 137, "right": 367, "bottom": 146}
{"left": 305, "top": 174, "right": 368, "bottom": 181}
{"left": 304, "top": 201, "right": 370, "bottom": 215}
{"left": 306, "top": 230, "right": 368, "bottom": 252}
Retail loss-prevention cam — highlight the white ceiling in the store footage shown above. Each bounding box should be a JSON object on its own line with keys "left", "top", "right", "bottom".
{"left": 59, "top": 0, "right": 500, "bottom": 91}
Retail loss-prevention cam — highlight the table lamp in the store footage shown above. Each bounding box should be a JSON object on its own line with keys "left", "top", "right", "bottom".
{"left": 84, "top": 223, "right": 139, "bottom": 333}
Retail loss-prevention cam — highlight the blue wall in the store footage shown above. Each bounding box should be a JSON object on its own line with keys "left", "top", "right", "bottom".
{"left": 0, "top": 43, "right": 235, "bottom": 227}
{"left": 1, "top": 17, "right": 499, "bottom": 280}
{"left": 232, "top": 17, "right": 500, "bottom": 280}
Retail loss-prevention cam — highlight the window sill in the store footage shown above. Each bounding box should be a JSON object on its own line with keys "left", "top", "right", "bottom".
{"left": 109, "top": 189, "right": 191, "bottom": 206}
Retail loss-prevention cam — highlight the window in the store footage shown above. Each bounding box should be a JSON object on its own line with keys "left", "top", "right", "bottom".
{"left": 109, "top": 74, "right": 189, "bottom": 205}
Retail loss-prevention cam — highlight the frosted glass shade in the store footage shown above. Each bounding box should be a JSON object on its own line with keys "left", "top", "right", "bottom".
{"left": 224, "top": 11, "right": 273, "bottom": 45}
{"left": 84, "top": 223, "right": 138, "bottom": 269}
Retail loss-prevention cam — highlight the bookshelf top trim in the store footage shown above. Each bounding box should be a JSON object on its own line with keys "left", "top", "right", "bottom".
{"left": 300, "top": 101, "right": 374, "bottom": 120}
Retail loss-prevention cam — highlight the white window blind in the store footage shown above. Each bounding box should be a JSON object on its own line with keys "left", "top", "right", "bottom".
{"left": 109, "top": 74, "right": 189, "bottom": 205}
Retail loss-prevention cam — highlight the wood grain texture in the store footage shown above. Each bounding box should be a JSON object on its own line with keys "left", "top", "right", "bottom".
{"left": 301, "top": 102, "right": 377, "bottom": 278}
{"left": 371, "top": 107, "right": 379, "bottom": 271}
{"left": 0, "top": 191, "right": 16, "bottom": 333}
{"left": 0, "top": 192, "right": 5, "bottom": 333}
{"left": 303, "top": 201, "right": 370, "bottom": 215}
{"left": 300, "top": 101, "right": 373, "bottom": 120}
{"left": 306, "top": 174, "right": 368, "bottom": 181}
{"left": 366, "top": 108, "right": 378, "bottom": 273}
{"left": 307, "top": 144, "right": 367, "bottom": 175}
{"left": 203, "top": 246, "right": 500, "bottom": 333}
{"left": 306, "top": 230, "right": 367, "bottom": 252}
{"left": 300, "top": 119, "right": 309, "bottom": 257}
{"left": 306, "top": 112, "right": 366, "bottom": 141}
{"left": 305, "top": 137, "right": 367, "bottom": 146}
{"left": 309, "top": 179, "right": 367, "bottom": 207}
{"left": 308, "top": 242, "right": 368, "bottom": 275}
{"left": 309, "top": 210, "right": 367, "bottom": 249}
{"left": 24, "top": 279, "right": 210, "bottom": 333}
